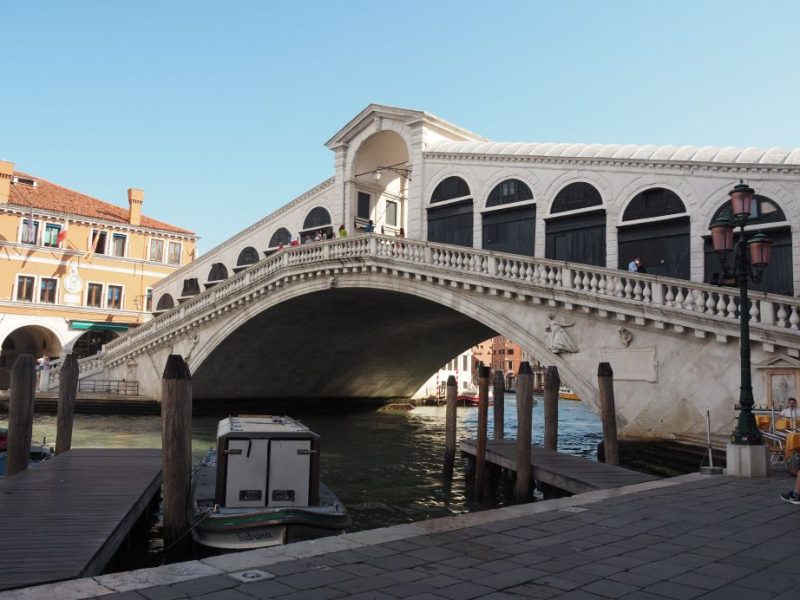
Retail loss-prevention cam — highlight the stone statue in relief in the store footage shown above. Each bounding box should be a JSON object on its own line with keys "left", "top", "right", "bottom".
{"left": 545, "top": 314, "right": 578, "bottom": 354}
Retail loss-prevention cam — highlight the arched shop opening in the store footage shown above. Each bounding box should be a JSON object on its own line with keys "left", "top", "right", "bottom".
{"left": 206, "top": 263, "right": 229, "bottom": 289}
{"left": 0, "top": 325, "right": 62, "bottom": 389}
{"left": 267, "top": 227, "right": 293, "bottom": 255}
{"left": 704, "top": 194, "right": 793, "bottom": 295}
{"left": 69, "top": 326, "right": 123, "bottom": 359}
{"left": 427, "top": 176, "right": 473, "bottom": 248}
{"left": 482, "top": 179, "right": 535, "bottom": 256}
{"left": 235, "top": 246, "right": 260, "bottom": 273}
{"left": 156, "top": 293, "right": 175, "bottom": 313}
{"left": 545, "top": 182, "right": 605, "bottom": 267}
{"left": 618, "top": 187, "right": 690, "bottom": 279}
{"left": 301, "top": 207, "right": 333, "bottom": 242}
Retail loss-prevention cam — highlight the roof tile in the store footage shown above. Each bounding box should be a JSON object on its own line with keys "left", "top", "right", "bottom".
{"left": 8, "top": 171, "right": 195, "bottom": 235}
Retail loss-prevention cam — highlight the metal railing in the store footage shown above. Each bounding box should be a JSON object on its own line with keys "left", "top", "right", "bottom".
{"left": 77, "top": 379, "right": 140, "bottom": 395}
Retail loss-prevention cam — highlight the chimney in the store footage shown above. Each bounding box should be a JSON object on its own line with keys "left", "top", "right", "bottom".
{"left": 128, "top": 188, "right": 143, "bottom": 226}
{"left": 0, "top": 161, "right": 13, "bottom": 204}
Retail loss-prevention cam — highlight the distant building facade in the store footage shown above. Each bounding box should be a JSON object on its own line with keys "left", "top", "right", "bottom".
{"left": 0, "top": 160, "right": 197, "bottom": 388}
{"left": 413, "top": 349, "right": 474, "bottom": 398}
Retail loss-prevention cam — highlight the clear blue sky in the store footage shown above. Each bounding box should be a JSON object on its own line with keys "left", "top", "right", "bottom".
{"left": 3, "top": 1, "right": 799, "bottom": 253}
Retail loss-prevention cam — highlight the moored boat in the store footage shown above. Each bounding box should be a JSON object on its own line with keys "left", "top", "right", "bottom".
{"left": 558, "top": 386, "right": 581, "bottom": 401}
{"left": 190, "top": 416, "right": 350, "bottom": 551}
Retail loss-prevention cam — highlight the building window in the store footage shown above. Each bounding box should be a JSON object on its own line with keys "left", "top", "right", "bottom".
{"left": 90, "top": 230, "right": 107, "bottom": 255}
{"left": 40, "top": 278, "right": 57, "bottom": 303}
{"left": 107, "top": 285, "right": 123, "bottom": 310}
{"left": 357, "top": 192, "right": 371, "bottom": 219}
{"left": 86, "top": 283, "right": 103, "bottom": 308}
{"left": 16, "top": 275, "right": 35, "bottom": 302}
{"left": 462, "top": 355, "right": 468, "bottom": 371}
{"left": 111, "top": 233, "right": 126, "bottom": 257}
{"left": 145, "top": 288, "right": 153, "bottom": 312}
{"left": 386, "top": 200, "right": 398, "bottom": 226}
{"left": 149, "top": 239, "right": 164, "bottom": 262}
{"left": 167, "top": 241, "right": 182, "bottom": 265}
{"left": 21, "top": 219, "right": 39, "bottom": 244}
{"left": 43, "top": 224, "right": 61, "bottom": 248}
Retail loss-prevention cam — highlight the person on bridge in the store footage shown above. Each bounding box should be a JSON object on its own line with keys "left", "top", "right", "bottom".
{"left": 338, "top": 224, "right": 348, "bottom": 238}
{"left": 628, "top": 257, "right": 641, "bottom": 272}
{"left": 364, "top": 220, "right": 375, "bottom": 233}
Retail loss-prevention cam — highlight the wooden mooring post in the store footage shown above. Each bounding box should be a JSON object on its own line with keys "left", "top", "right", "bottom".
{"left": 443, "top": 375, "right": 457, "bottom": 478}
{"left": 515, "top": 361, "right": 533, "bottom": 502}
{"left": 161, "top": 355, "right": 193, "bottom": 561}
{"left": 493, "top": 370, "right": 505, "bottom": 440}
{"left": 56, "top": 354, "right": 79, "bottom": 455}
{"left": 475, "top": 365, "right": 491, "bottom": 498}
{"left": 598, "top": 362, "right": 619, "bottom": 465}
{"left": 6, "top": 354, "right": 36, "bottom": 477}
{"left": 543, "top": 366, "right": 560, "bottom": 452}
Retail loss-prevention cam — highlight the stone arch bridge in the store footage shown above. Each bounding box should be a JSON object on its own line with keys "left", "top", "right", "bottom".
{"left": 52, "top": 235, "right": 800, "bottom": 439}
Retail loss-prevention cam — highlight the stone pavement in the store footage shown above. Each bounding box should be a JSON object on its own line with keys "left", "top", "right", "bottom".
{"left": 4, "top": 472, "right": 799, "bottom": 600}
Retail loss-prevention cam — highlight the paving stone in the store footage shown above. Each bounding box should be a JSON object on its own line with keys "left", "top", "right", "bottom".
{"left": 193, "top": 590, "right": 253, "bottom": 600}
{"left": 641, "top": 580, "right": 706, "bottom": 600}
{"left": 138, "top": 586, "right": 188, "bottom": 600}
{"left": 668, "top": 572, "right": 728, "bottom": 591}
{"left": 503, "top": 582, "right": 563, "bottom": 598}
{"left": 338, "top": 562, "right": 390, "bottom": 578}
{"left": 435, "top": 581, "right": 496, "bottom": 599}
{"left": 686, "top": 584, "right": 775, "bottom": 600}
{"left": 329, "top": 574, "right": 397, "bottom": 594}
{"left": 477, "top": 567, "right": 549, "bottom": 590}
{"left": 365, "top": 553, "right": 426, "bottom": 571}
{"left": 580, "top": 578, "right": 640, "bottom": 598}
{"left": 172, "top": 575, "right": 240, "bottom": 596}
{"left": 276, "top": 566, "right": 356, "bottom": 590}
{"left": 736, "top": 568, "right": 800, "bottom": 593}
{"left": 277, "top": 588, "right": 347, "bottom": 600}
{"left": 238, "top": 578, "right": 296, "bottom": 598}
{"left": 103, "top": 593, "right": 149, "bottom": 600}
{"left": 408, "top": 546, "right": 463, "bottom": 562}
{"left": 375, "top": 580, "right": 440, "bottom": 598}
{"left": 382, "top": 567, "right": 431, "bottom": 582}
{"left": 606, "top": 571, "right": 662, "bottom": 588}
{"left": 447, "top": 566, "right": 494, "bottom": 581}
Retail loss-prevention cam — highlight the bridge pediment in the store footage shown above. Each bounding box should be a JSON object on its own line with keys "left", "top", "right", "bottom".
{"left": 325, "top": 104, "right": 486, "bottom": 149}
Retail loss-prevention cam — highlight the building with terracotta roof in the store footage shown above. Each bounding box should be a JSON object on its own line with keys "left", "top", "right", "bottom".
{"left": 0, "top": 160, "right": 197, "bottom": 388}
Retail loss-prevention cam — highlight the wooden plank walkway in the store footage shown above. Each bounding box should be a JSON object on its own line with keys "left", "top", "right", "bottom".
{"left": 0, "top": 448, "right": 162, "bottom": 591}
{"left": 460, "top": 439, "right": 659, "bottom": 494}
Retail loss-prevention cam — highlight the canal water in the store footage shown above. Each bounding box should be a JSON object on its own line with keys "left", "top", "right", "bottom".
{"left": 1, "top": 395, "right": 601, "bottom": 564}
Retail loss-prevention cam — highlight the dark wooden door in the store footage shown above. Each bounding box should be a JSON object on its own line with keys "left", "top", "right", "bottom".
{"left": 704, "top": 227, "right": 793, "bottom": 296}
{"left": 545, "top": 210, "right": 606, "bottom": 267}
{"left": 482, "top": 205, "right": 535, "bottom": 256}
{"left": 617, "top": 217, "right": 690, "bottom": 279}
{"left": 427, "top": 201, "right": 474, "bottom": 248}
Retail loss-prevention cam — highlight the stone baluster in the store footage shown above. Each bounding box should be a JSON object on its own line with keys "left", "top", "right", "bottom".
{"left": 777, "top": 304, "right": 788, "bottom": 328}
{"left": 790, "top": 306, "right": 800, "bottom": 330}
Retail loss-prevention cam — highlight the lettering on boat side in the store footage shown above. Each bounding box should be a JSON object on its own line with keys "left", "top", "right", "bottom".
{"left": 237, "top": 530, "right": 275, "bottom": 541}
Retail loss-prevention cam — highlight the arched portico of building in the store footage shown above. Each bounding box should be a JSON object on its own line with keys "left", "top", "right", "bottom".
{"left": 0, "top": 324, "right": 62, "bottom": 389}
{"left": 350, "top": 130, "right": 411, "bottom": 236}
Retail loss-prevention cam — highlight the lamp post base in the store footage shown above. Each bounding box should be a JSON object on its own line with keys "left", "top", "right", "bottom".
{"left": 725, "top": 443, "right": 769, "bottom": 477}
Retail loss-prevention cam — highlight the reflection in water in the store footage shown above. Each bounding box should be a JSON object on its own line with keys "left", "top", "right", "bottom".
{"left": 1, "top": 394, "right": 601, "bottom": 532}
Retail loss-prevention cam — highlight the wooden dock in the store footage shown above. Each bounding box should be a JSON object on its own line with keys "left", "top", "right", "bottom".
{"left": 460, "top": 439, "right": 659, "bottom": 494}
{"left": 0, "top": 448, "right": 162, "bottom": 591}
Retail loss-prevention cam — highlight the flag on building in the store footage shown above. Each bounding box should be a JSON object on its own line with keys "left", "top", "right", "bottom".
{"left": 85, "top": 230, "right": 101, "bottom": 259}
{"left": 25, "top": 203, "right": 35, "bottom": 243}
{"left": 57, "top": 219, "right": 69, "bottom": 247}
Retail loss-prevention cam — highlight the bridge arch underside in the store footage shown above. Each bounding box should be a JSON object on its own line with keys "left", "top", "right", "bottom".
{"left": 191, "top": 289, "right": 496, "bottom": 403}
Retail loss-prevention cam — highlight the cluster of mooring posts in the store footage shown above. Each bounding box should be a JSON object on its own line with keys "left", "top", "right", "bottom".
{"left": 452, "top": 361, "right": 648, "bottom": 501}
{"left": 0, "top": 354, "right": 162, "bottom": 591}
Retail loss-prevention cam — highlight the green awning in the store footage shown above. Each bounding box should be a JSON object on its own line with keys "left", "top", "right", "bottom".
{"left": 70, "top": 321, "right": 131, "bottom": 332}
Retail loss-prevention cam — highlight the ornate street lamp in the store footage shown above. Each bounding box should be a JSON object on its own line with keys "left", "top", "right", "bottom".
{"left": 709, "top": 180, "right": 772, "bottom": 445}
